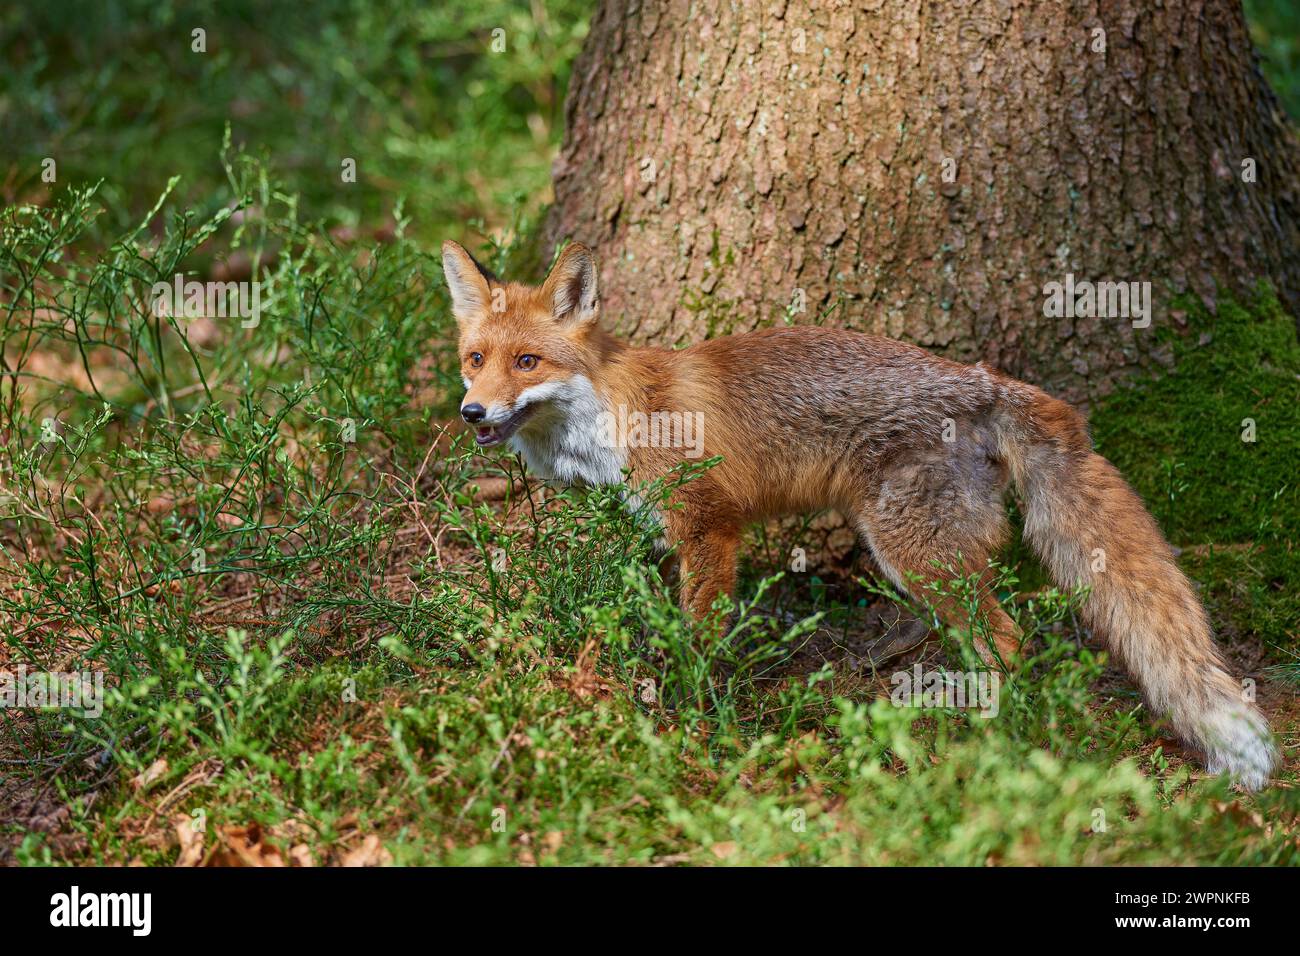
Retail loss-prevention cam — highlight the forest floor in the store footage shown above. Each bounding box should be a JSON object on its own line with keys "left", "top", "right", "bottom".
{"left": 3, "top": 1, "right": 1299, "bottom": 866}
{"left": 2, "top": 178, "right": 1297, "bottom": 863}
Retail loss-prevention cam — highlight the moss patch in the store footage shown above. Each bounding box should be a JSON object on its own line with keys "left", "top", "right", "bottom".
{"left": 1090, "top": 287, "right": 1299, "bottom": 659}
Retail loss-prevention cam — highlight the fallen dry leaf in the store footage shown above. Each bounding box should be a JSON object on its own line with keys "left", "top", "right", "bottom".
{"left": 469, "top": 477, "right": 512, "bottom": 501}
{"left": 289, "top": 843, "right": 315, "bottom": 867}
{"left": 542, "top": 831, "right": 564, "bottom": 855}
{"left": 210, "top": 823, "right": 285, "bottom": 867}
{"left": 173, "top": 814, "right": 204, "bottom": 867}
{"left": 339, "top": 834, "right": 392, "bottom": 867}
{"left": 132, "top": 758, "right": 168, "bottom": 792}
{"left": 145, "top": 495, "right": 176, "bottom": 515}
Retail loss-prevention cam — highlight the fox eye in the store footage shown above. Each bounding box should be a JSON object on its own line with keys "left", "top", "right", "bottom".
{"left": 516, "top": 354, "right": 540, "bottom": 371}
{"left": 469, "top": 352, "right": 483, "bottom": 368}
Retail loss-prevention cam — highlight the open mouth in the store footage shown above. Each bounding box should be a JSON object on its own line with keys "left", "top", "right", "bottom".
{"left": 474, "top": 404, "right": 536, "bottom": 447}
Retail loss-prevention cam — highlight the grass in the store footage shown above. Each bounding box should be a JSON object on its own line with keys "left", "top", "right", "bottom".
{"left": 2, "top": 168, "right": 1298, "bottom": 866}
{"left": 1, "top": 0, "right": 1299, "bottom": 867}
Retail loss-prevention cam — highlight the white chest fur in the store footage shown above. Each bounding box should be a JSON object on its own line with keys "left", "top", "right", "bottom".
{"left": 507, "top": 374, "right": 627, "bottom": 486}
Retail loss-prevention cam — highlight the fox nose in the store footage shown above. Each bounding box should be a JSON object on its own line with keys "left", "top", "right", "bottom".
{"left": 461, "top": 403, "right": 487, "bottom": 424}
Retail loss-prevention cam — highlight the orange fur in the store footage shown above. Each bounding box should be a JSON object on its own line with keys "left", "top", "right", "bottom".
{"left": 442, "top": 240, "right": 1277, "bottom": 789}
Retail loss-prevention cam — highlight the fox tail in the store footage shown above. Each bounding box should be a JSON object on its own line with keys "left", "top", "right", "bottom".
{"left": 997, "top": 386, "right": 1276, "bottom": 790}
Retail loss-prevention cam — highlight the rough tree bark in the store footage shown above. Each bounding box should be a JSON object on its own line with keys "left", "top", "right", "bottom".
{"left": 546, "top": 0, "right": 1300, "bottom": 403}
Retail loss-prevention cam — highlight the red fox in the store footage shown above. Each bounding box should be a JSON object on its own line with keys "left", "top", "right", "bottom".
{"left": 443, "top": 239, "right": 1277, "bottom": 790}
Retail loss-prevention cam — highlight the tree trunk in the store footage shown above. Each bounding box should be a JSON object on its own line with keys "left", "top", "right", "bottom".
{"left": 546, "top": 0, "right": 1300, "bottom": 402}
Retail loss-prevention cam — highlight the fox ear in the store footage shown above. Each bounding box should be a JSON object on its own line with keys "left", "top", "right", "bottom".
{"left": 442, "top": 240, "right": 496, "bottom": 330}
{"left": 541, "top": 242, "right": 599, "bottom": 328}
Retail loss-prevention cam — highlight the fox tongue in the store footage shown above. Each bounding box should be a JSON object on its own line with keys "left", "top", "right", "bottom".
{"left": 477, "top": 426, "right": 495, "bottom": 439}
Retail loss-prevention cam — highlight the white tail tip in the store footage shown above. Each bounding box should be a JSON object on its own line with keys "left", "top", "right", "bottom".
{"left": 1197, "top": 703, "right": 1278, "bottom": 792}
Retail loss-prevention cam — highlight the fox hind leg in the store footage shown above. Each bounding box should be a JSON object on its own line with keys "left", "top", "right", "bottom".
{"left": 855, "top": 438, "right": 1020, "bottom": 664}
{"left": 862, "top": 525, "right": 1021, "bottom": 665}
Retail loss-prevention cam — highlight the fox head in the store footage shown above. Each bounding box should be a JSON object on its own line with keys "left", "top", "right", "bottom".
{"left": 442, "top": 239, "right": 605, "bottom": 451}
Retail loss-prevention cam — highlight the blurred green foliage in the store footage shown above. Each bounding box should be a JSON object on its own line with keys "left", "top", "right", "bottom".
{"left": 1246, "top": 0, "right": 1300, "bottom": 118}
{"left": 3, "top": 0, "right": 1295, "bottom": 243}
{"left": 1, "top": 0, "right": 592, "bottom": 242}
{"left": 2, "top": 0, "right": 1298, "bottom": 867}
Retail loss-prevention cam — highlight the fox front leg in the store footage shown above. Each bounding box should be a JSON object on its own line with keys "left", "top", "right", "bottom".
{"left": 672, "top": 524, "right": 741, "bottom": 627}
